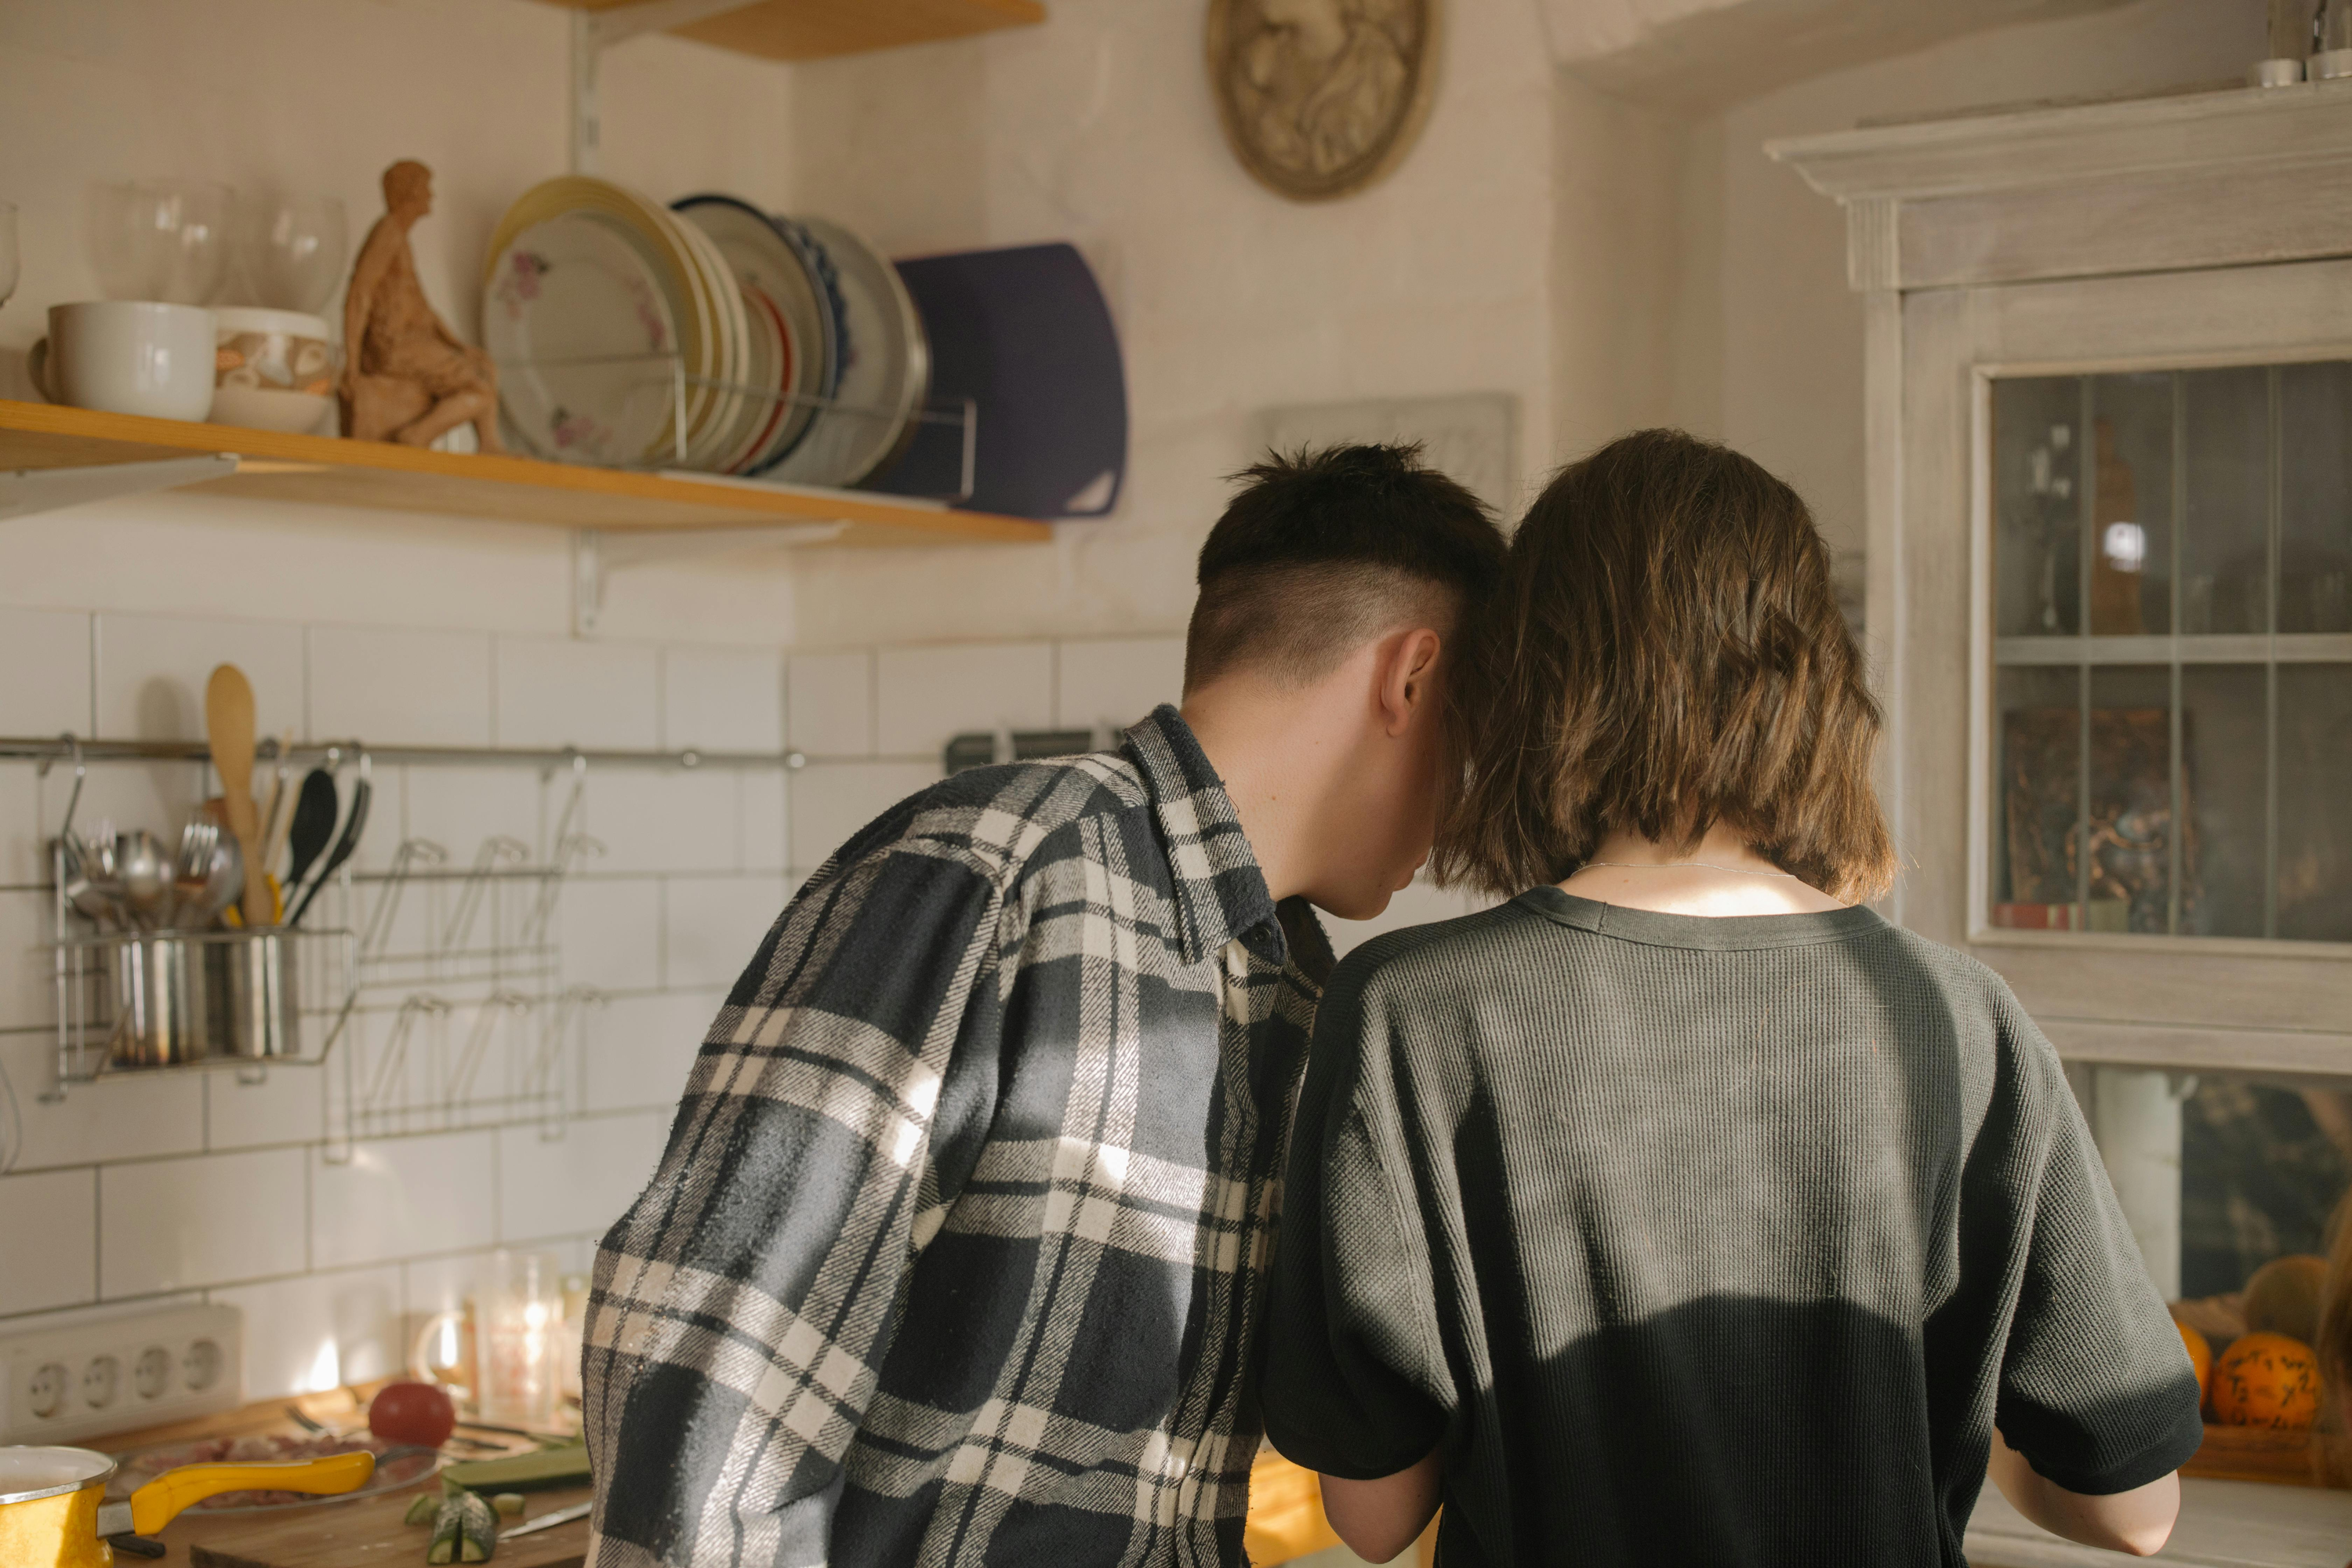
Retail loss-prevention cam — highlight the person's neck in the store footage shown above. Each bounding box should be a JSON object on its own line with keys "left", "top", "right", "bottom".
{"left": 1178, "top": 681, "right": 1347, "bottom": 905}
{"left": 1559, "top": 822, "right": 1846, "bottom": 917}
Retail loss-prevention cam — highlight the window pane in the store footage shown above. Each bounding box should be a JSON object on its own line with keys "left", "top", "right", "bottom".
{"left": 1992, "top": 376, "right": 2082, "bottom": 639}
{"left": 2088, "top": 374, "right": 2174, "bottom": 637}
{"left": 2278, "top": 361, "right": 2352, "bottom": 635}
{"left": 1992, "top": 665, "right": 2083, "bottom": 927}
{"left": 2277, "top": 663, "right": 2352, "bottom": 942}
{"left": 2181, "top": 367, "right": 2270, "bottom": 636}
{"left": 2087, "top": 666, "right": 2172, "bottom": 934}
{"left": 2180, "top": 664, "right": 2268, "bottom": 938}
{"left": 2179, "top": 1075, "right": 2352, "bottom": 1300}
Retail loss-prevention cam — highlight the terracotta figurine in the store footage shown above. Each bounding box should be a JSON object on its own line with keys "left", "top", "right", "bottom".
{"left": 339, "top": 160, "right": 503, "bottom": 452}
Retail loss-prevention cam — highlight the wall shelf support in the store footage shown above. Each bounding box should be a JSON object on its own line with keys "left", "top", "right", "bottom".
{"left": 570, "top": 521, "right": 847, "bottom": 635}
{"left": 569, "top": 0, "right": 763, "bottom": 173}
{"left": 1, "top": 453, "right": 240, "bottom": 523}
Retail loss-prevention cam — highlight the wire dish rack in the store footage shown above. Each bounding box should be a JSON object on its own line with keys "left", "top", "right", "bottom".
{"left": 32, "top": 739, "right": 626, "bottom": 1165}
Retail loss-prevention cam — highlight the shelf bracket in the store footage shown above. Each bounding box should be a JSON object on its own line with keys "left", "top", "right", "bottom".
{"left": 570, "top": 0, "right": 766, "bottom": 175}
{"left": 0, "top": 454, "right": 241, "bottom": 524}
{"left": 571, "top": 521, "right": 849, "bottom": 636}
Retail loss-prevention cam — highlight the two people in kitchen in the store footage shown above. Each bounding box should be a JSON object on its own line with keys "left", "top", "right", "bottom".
{"left": 577, "top": 433, "right": 2205, "bottom": 1566}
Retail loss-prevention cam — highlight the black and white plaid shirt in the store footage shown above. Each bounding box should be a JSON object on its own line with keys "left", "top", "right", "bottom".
{"left": 583, "top": 706, "right": 1331, "bottom": 1568}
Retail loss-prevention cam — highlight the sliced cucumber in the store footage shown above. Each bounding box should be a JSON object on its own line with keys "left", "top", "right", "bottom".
{"left": 426, "top": 1487, "right": 499, "bottom": 1563}
{"left": 442, "top": 1444, "right": 593, "bottom": 1494}
{"left": 404, "top": 1493, "right": 440, "bottom": 1526}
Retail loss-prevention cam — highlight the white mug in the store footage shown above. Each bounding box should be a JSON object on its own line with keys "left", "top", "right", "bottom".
{"left": 27, "top": 300, "right": 216, "bottom": 421}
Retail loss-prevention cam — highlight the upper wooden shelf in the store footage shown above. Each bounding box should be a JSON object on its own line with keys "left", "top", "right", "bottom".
{"left": 0, "top": 400, "right": 1050, "bottom": 546}
{"left": 535, "top": 0, "right": 1044, "bottom": 62}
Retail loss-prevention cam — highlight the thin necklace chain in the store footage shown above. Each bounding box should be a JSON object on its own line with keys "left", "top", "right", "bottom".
{"left": 1579, "top": 860, "right": 1798, "bottom": 879}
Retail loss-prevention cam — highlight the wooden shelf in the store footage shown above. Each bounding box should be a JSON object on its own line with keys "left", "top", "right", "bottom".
{"left": 536, "top": 0, "right": 1044, "bottom": 62}
{"left": 0, "top": 400, "right": 1049, "bottom": 546}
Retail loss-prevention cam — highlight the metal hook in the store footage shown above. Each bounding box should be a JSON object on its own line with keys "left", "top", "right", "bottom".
{"left": 53, "top": 734, "right": 86, "bottom": 856}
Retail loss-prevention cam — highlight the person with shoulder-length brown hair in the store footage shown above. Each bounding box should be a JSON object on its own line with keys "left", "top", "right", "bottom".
{"left": 1259, "top": 430, "right": 2205, "bottom": 1566}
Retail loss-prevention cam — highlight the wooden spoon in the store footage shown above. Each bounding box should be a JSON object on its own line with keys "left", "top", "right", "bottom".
{"left": 204, "top": 663, "right": 273, "bottom": 927}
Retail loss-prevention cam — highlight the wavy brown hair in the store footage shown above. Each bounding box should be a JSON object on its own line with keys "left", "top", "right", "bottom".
{"left": 1432, "top": 428, "right": 1897, "bottom": 902}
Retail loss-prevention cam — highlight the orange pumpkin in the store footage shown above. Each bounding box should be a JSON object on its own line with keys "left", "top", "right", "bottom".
{"left": 2209, "top": 1330, "right": 2323, "bottom": 1430}
{"left": 2175, "top": 1318, "right": 2212, "bottom": 1405}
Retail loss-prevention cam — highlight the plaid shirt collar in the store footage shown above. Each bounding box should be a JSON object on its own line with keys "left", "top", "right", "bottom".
{"left": 1122, "top": 704, "right": 1289, "bottom": 971}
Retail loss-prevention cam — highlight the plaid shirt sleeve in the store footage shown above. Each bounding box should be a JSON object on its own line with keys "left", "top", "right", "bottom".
{"left": 581, "top": 798, "right": 1017, "bottom": 1568}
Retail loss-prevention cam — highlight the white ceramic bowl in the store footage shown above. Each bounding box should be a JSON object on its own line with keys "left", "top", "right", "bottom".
{"left": 209, "top": 306, "right": 334, "bottom": 434}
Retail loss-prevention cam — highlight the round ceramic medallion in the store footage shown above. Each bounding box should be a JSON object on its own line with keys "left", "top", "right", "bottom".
{"left": 1206, "top": 0, "right": 1439, "bottom": 202}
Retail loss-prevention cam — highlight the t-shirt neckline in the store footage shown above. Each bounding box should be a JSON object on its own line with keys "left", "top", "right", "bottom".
{"left": 1515, "top": 886, "right": 1888, "bottom": 951}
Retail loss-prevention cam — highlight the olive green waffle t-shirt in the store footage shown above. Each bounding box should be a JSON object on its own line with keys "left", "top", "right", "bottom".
{"left": 1261, "top": 890, "right": 2202, "bottom": 1568}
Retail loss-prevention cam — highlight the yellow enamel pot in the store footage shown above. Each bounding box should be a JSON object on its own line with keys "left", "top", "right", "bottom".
{"left": 0, "top": 1445, "right": 374, "bottom": 1566}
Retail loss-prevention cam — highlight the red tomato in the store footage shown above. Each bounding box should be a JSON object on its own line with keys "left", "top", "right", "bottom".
{"left": 368, "top": 1381, "right": 456, "bottom": 1448}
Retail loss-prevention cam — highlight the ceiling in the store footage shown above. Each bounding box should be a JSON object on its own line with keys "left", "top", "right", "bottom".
{"left": 1536, "top": 0, "right": 2144, "bottom": 110}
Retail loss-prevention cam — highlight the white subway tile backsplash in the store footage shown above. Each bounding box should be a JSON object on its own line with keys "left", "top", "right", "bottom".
{"left": 789, "top": 762, "right": 937, "bottom": 873}
{"left": 0, "top": 608, "right": 93, "bottom": 736}
{"left": 0, "top": 764, "right": 38, "bottom": 888}
{"left": 557, "top": 879, "right": 662, "bottom": 993}
{"left": 742, "top": 771, "right": 786, "bottom": 873}
{"left": 403, "top": 764, "right": 543, "bottom": 866}
{"left": 498, "top": 1110, "right": 666, "bottom": 1245}
{"left": 205, "top": 1062, "right": 326, "bottom": 1152}
{"left": 310, "top": 626, "right": 493, "bottom": 747}
{"left": 94, "top": 614, "right": 303, "bottom": 743}
{"left": 402, "top": 1248, "right": 498, "bottom": 1318}
{"left": 312, "top": 1131, "right": 497, "bottom": 1272}
{"left": 581, "top": 989, "right": 716, "bottom": 1114}
{"left": 100, "top": 1146, "right": 307, "bottom": 1296}
{"left": 663, "top": 874, "right": 785, "bottom": 990}
{"left": 212, "top": 1264, "right": 402, "bottom": 1399}
{"left": 786, "top": 650, "right": 873, "bottom": 757}
{"left": 0, "top": 888, "right": 50, "bottom": 1032}
{"left": 0, "top": 1033, "right": 204, "bottom": 1173}
{"left": 495, "top": 637, "right": 659, "bottom": 751}
{"left": 875, "top": 643, "right": 1053, "bottom": 758}
{"left": 584, "top": 768, "right": 739, "bottom": 875}
{"left": 0, "top": 1167, "right": 98, "bottom": 1316}
{"left": 662, "top": 646, "right": 783, "bottom": 753}
{"left": 1055, "top": 637, "right": 1185, "bottom": 733}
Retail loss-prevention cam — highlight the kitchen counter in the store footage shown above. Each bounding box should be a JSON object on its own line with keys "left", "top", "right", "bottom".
{"left": 1967, "top": 1477, "right": 2352, "bottom": 1566}
{"left": 86, "top": 1386, "right": 590, "bottom": 1568}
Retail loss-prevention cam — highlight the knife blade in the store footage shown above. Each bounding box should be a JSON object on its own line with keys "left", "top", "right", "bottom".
{"left": 504, "top": 1499, "right": 593, "bottom": 1538}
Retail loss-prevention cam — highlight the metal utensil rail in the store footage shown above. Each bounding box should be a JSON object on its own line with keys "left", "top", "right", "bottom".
{"left": 20, "top": 733, "right": 800, "bottom": 1134}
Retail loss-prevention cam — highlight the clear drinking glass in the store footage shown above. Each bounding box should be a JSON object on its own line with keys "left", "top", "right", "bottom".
{"left": 230, "top": 194, "right": 349, "bottom": 314}
{"left": 474, "top": 1249, "right": 566, "bottom": 1427}
{"left": 85, "top": 179, "right": 234, "bottom": 303}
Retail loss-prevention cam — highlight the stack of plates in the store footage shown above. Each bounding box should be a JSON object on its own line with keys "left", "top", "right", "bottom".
{"left": 482, "top": 179, "right": 928, "bottom": 489}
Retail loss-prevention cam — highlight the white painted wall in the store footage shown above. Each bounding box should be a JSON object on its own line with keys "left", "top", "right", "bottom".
{"left": 1700, "top": 0, "right": 2267, "bottom": 564}
{"left": 779, "top": 0, "right": 1560, "bottom": 648}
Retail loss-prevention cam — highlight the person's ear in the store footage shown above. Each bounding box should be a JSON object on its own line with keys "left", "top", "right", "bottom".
{"left": 1378, "top": 628, "right": 1442, "bottom": 736}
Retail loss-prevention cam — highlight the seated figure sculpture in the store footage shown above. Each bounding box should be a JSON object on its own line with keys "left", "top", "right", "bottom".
{"left": 340, "top": 160, "right": 503, "bottom": 453}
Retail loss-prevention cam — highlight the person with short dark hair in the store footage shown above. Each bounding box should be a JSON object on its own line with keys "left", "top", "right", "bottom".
{"left": 1261, "top": 429, "right": 2205, "bottom": 1566}
{"left": 581, "top": 442, "right": 1503, "bottom": 1568}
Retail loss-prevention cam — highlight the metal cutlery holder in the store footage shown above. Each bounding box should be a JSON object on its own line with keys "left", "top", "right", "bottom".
{"left": 56, "top": 923, "right": 353, "bottom": 1081}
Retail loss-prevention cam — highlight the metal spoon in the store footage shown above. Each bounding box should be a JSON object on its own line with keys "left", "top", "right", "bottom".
{"left": 114, "top": 830, "right": 172, "bottom": 931}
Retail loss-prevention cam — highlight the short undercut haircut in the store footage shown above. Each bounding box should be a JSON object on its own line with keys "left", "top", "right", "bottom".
{"left": 1184, "top": 443, "right": 1504, "bottom": 691}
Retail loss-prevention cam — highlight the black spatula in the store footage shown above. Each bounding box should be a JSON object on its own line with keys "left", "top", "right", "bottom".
{"left": 281, "top": 768, "right": 339, "bottom": 900}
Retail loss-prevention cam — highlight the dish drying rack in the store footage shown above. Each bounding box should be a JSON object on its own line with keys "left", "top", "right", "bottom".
{"left": 14, "top": 730, "right": 802, "bottom": 1160}
{"left": 494, "top": 352, "right": 976, "bottom": 495}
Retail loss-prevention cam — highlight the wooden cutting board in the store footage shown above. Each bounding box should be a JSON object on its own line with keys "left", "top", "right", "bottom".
{"left": 178, "top": 1481, "right": 592, "bottom": 1568}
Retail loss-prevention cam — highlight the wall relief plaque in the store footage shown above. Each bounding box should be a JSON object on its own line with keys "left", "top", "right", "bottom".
{"left": 1206, "top": 0, "right": 1439, "bottom": 202}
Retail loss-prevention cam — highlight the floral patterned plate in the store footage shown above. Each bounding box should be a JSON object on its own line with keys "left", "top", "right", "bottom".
{"left": 485, "top": 209, "right": 681, "bottom": 466}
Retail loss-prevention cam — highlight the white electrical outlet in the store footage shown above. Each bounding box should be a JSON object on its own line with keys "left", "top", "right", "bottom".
{"left": 1, "top": 1305, "right": 244, "bottom": 1444}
